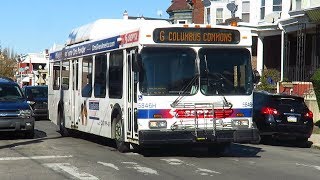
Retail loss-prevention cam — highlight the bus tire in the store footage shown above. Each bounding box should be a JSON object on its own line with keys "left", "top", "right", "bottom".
{"left": 114, "top": 116, "right": 130, "bottom": 153}
{"left": 58, "top": 111, "right": 69, "bottom": 137}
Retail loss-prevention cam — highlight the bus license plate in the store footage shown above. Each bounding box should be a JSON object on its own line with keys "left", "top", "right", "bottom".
{"left": 287, "top": 116, "right": 297, "bottom": 122}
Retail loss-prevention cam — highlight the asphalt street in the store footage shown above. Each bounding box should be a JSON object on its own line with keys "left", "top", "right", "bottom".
{"left": 0, "top": 120, "right": 319, "bottom": 180}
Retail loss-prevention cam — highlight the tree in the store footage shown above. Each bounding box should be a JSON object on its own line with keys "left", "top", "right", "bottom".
{"left": 255, "top": 68, "right": 281, "bottom": 93}
{"left": 0, "top": 46, "right": 17, "bottom": 78}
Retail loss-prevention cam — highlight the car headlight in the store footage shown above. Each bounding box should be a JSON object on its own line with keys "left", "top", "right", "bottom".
{"left": 27, "top": 101, "right": 36, "bottom": 105}
{"left": 19, "top": 109, "right": 33, "bottom": 118}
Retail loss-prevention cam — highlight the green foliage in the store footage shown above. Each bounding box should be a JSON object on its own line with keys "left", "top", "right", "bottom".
{"left": 311, "top": 68, "right": 320, "bottom": 112}
{"left": 313, "top": 123, "right": 320, "bottom": 134}
{"left": 0, "top": 46, "right": 17, "bottom": 78}
{"left": 315, "top": 120, "right": 320, "bottom": 127}
{"left": 255, "top": 68, "right": 281, "bottom": 93}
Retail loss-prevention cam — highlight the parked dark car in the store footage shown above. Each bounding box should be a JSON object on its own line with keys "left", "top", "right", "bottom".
{"left": 0, "top": 77, "right": 34, "bottom": 138}
{"left": 22, "top": 85, "right": 48, "bottom": 120}
{"left": 253, "top": 91, "right": 314, "bottom": 144}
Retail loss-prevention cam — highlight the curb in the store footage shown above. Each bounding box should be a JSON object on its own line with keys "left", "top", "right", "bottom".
{"left": 311, "top": 144, "right": 320, "bottom": 150}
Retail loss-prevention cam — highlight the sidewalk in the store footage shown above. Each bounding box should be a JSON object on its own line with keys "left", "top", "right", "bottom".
{"left": 309, "top": 133, "right": 320, "bottom": 150}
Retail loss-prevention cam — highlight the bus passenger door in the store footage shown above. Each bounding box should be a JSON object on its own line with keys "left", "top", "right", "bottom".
{"left": 126, "top": 49, "right": 139, "bottom": 140}
{"left": 71, "top": 59, "right": 80, "bottom": 128}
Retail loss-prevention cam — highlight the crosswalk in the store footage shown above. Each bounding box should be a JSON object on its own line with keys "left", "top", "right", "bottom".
{"left": 0, "top": 154, "right": 222, "bottom": 179}
{"left": 44, "top": 163, "right": 99, "bottom": 180}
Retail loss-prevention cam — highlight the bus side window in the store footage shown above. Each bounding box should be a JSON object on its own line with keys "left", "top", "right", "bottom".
{"left": 82, "top": 56, "right": 93, "bottom": 97}
{"left": 53, "top": 62, "right": 60, "bottom": 90}
{"left": 94, "top": 54, "right": 107, "bottom": 98}
{"left": 109, "top": 50, "right": 123, "bottom": 99}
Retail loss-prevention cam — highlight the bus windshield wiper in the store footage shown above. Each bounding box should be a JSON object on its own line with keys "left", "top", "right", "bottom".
{"left": 170, "top": 74, "right": 199, "bottom": 108}
{"left": 222, "top": 96, "right": 233, "bottom": 109}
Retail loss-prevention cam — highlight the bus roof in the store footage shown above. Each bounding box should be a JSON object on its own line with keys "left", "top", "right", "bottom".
{"left": 67, "top": 19, "right": 171, "bottom": 46}
{"left": 49, "top": 19, "right": 253, "bottom": 61}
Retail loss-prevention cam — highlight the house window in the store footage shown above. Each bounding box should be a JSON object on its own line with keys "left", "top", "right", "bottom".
{"left": 296, "top": 0, "right": 301, "bottom": 10}
{"left": 242, "top": 1, "right": 250, "bottom": 22}
{"left": 216, "top": 8, "right": 223, "bottom": 24}
{"left": 260, "top": 0, "right": 265, "bottom": 20}
{"left": 273, "top": 0, "right": 282, "bottom": 12}
{"left": 177, "top": 20, "right": 187, "bottom": 24}
{"left": 205, "top": 8, "right": 211, "bottom": 24}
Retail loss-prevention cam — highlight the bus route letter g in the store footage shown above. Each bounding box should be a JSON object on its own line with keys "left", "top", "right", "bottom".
{"left": 160, "top": 31, "right": 165, "bottom": 42}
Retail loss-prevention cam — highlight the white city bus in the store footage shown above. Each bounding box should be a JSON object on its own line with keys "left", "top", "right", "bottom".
{"left": 49, "top": 18, "right": 260, "bottom": 153}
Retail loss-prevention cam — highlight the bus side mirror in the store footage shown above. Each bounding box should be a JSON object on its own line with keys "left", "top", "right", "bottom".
{"left": 253, "top": 70, "right": 260, "bottom": 84}
{"left": 133, "top": 54, "right": 142, "bottom": 72}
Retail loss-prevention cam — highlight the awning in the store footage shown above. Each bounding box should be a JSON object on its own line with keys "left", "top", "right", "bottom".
{"left": 305, "top": 7, "right": 320, "bottom": 22}
{"left": 22, "top": 76, "right": 30, "bottom": 82}
{"left": 21, "top": 53, "right": 47, "bottom": 64}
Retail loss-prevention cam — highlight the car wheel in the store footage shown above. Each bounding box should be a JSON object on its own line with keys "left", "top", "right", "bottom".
{"left": 260, "top": 135, "right": 273, "bottom": 144}
{"left": 24, "top": 130, "right": 34, "bottom": 139}
{"left": 296, "top": 137, "right": 310, "bottom": 148}
{"left": 114, "top": 116, "right": 130, "bottom": 153}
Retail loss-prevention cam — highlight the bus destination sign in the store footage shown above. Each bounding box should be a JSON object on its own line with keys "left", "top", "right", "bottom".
{"left": 153, "top": 28, "right": 240, "bottom": 44}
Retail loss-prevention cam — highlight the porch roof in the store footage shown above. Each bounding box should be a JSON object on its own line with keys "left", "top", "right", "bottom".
{"left": 305, "top": 6, "right": 320, "bottom": 23}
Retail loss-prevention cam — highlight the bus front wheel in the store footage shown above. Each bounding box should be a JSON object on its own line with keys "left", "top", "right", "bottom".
{"left": 114, "top": 116, "right": 130, "bottom": 153}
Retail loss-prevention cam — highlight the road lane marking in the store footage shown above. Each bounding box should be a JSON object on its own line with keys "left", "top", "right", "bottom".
{"left": 44, "top": 163, "right": 99, "bottom": 180}
{"left": 160, "top": 158, "right": 184, "bottom": 165}
{"left": 196, "top": 168, "right": 221, "bottom": 175}
{"left": 121, "top": 162, "right": 159, "bottom": 175}
{"left": 97, "top": 161, "right": 119, "bottom": 170}
{"left": 0, "top": 155, "right": 72, "bottom": 161}
{"left": 296, "top": 163, "right": 320, "bottom": 171}
{"left": 161, "top": 158, "right": 222, "bottom": 176}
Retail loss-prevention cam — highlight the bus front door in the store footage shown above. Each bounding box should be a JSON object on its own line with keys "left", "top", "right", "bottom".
{"left": 126, "top": 49, "right": 139, "bottom": 141}
{"left": 71, "top": 59, "right": 80, "bottom": 129}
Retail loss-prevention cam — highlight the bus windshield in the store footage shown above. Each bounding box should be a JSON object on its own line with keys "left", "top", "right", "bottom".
{"left": 199, "top": 48, "right": 253, "bottom": 95}
{"left": 139, "top": 47, "right": 197, "bottom": 96}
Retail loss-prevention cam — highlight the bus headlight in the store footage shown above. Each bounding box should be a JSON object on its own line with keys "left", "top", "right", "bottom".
{"left": 19, "top": 109, "right": 33, "bottom": 118}
{"left": 149, "top": 121, "right": 167, "bottom": 129}
{"left": 232, "top": 119, "right": 249, "bottom": 127}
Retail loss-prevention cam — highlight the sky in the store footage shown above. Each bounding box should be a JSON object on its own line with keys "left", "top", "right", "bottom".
{"left": 0, "top": 0, "right": 171, "bottom": 55}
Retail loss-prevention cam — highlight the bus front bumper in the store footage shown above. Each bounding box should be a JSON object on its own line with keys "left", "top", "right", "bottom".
{"left": 138, "top": 128, "right": 259, "bottom": 145}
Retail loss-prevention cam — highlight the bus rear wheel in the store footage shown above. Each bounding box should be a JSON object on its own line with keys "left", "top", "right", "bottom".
{"left": 114, "top": 116, "right": 130, "bottom": 153}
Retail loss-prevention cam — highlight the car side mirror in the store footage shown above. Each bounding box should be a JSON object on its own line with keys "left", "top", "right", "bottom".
{"left": 253, "top": 70, "right": 260, "bottom": 84}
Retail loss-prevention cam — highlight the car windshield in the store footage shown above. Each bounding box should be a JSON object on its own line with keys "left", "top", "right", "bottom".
{"left": 139, "top": 47, "right": 197, "bottom": 96}
{"left": 25, "top": 87, "right": 48, "bottom": 99}
{"left": 199, "top": 48, "right": 253, "bottom": 95}
{"left": 0, "top": 84, "right": 24, "bottom": 100}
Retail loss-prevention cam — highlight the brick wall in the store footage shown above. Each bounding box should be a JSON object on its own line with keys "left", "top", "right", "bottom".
{"left": 193, "top": 0, "right": 204, "bottom": 24}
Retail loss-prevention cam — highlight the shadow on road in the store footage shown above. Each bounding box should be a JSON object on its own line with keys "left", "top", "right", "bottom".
{"left": 0, "top": 129, "right": 63, "bottom": 150}
{"left": 259, "top": 138, "right": 313, "bottom": 148}
{"left": 52, "top": 130, "right": 263, "bottom": 158}
{"left": 137, "top": 143, "right": 263, "bottom": 158}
